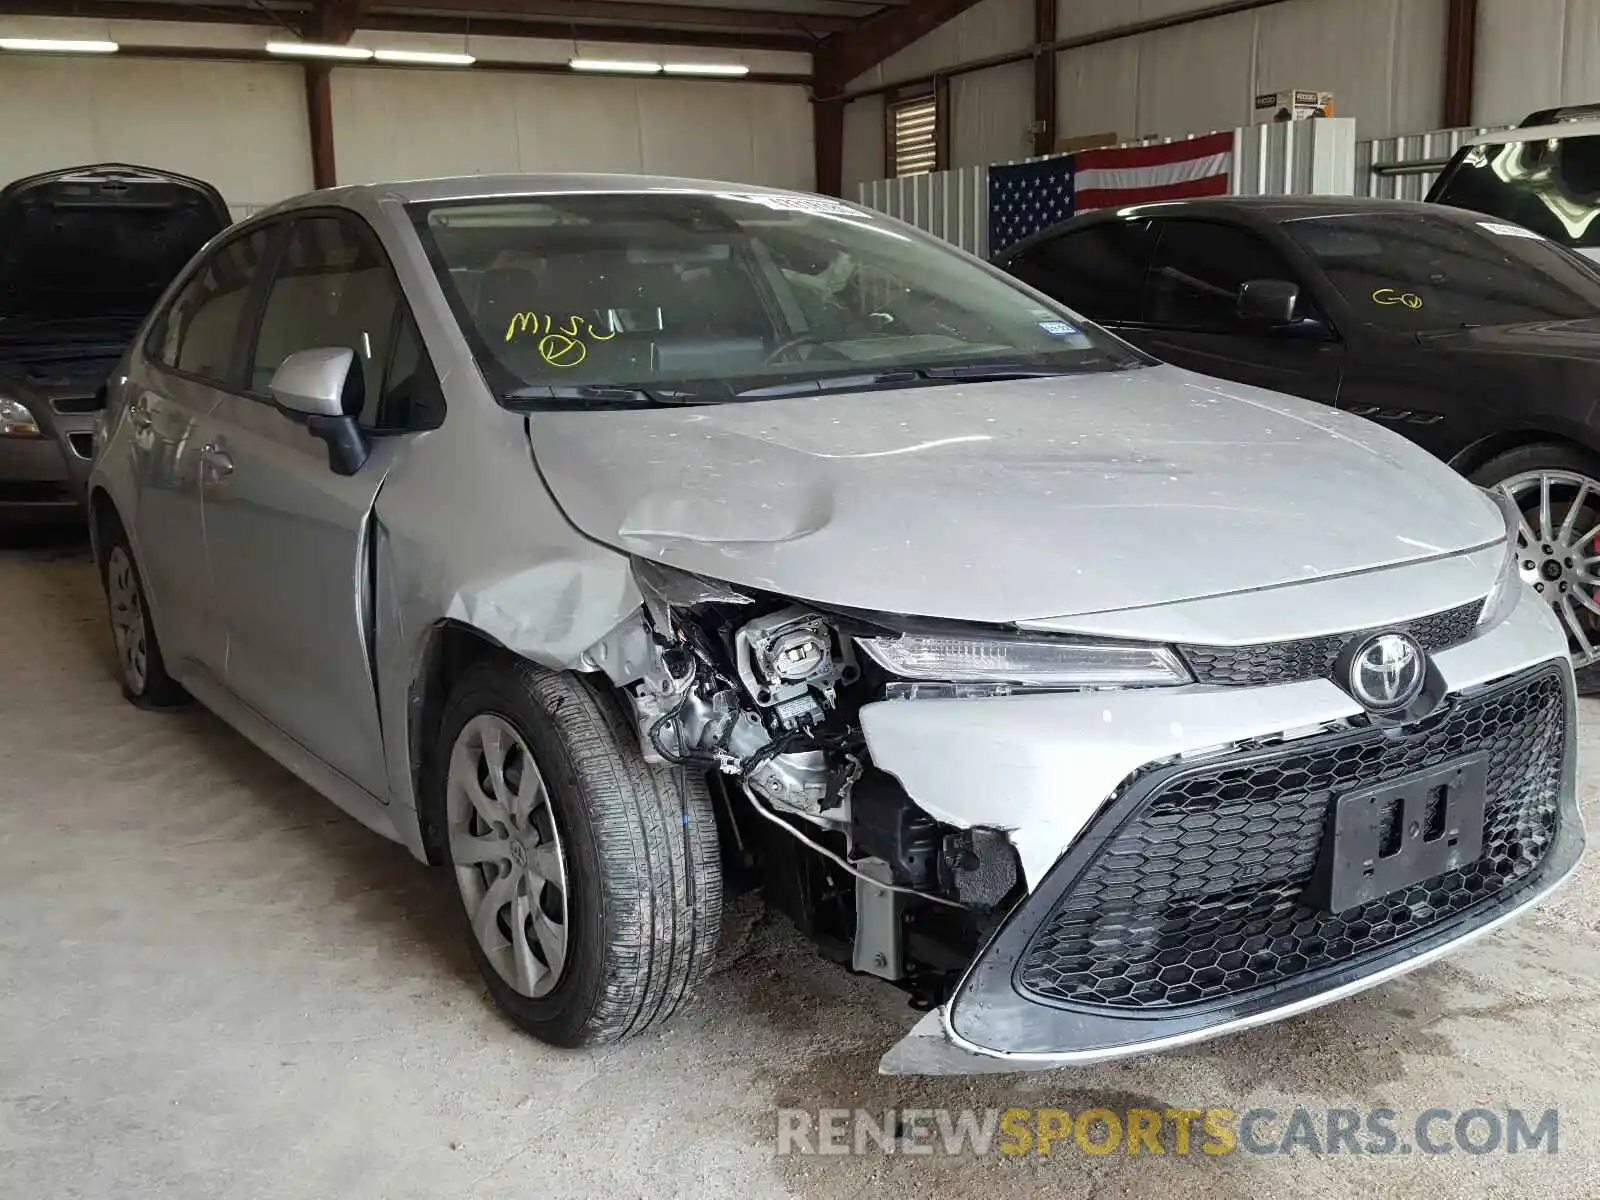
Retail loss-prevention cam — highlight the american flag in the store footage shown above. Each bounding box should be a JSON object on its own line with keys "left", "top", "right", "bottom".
{"left": 988, "top": 132, "right": 1234, "bottom": 255}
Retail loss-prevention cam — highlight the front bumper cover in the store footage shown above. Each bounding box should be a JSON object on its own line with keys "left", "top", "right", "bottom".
{"left": 872, "top": 596, "right": 1582, "bottom": 1074}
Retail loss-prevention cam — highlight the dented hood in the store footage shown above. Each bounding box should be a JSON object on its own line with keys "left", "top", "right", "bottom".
{"left": 525, "top": 366, "right": 1502, "bottom": 624}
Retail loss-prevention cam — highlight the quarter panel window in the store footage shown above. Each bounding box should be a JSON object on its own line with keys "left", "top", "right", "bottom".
{"left": 1147, "top": 220, "right": 1308, "bottom": 332}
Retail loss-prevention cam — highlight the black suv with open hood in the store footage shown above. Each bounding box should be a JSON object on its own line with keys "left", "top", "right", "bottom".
{"left": 0, "top": 164, "right": 229, "bottom": 520}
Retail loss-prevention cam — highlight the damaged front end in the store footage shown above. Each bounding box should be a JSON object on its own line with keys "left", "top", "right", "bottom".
{"left": 580, "top": 558, "right": 1027, "bottom": 1005}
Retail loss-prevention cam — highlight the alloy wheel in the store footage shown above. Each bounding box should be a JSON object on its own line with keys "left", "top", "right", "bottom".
{"left": 106, "top": 545, "right": 149, "bottom": 694}
{"left": 1496, "top": 469, "right": 1600, "bottom": 668}
{"left": 446, "top": 713, "right": 570, "bottom": 998}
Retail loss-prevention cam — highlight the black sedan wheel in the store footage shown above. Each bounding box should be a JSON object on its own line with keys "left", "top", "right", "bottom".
{"left": 1473, "top": 444, "right": 1600, "bottom": 687}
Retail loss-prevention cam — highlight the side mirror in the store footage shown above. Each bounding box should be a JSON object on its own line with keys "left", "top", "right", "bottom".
{"left": 1238, "top": 278, "right": 1301, "bottom": 326}
{"left": 268, "top": 347, "right": 370, "bottom": 476}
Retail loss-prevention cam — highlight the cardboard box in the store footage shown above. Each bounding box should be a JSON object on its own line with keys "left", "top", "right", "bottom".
{"left": 1254, "top": 89, "right": 1335, "bottom": 123}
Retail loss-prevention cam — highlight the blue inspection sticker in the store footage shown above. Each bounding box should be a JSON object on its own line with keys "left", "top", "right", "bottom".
{"left": 1037, "top": 319, "right": 1081, "bottom": 338}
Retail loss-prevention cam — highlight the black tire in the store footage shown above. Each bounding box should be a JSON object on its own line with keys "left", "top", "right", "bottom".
{"left": 97, "top": 516, "right": 187, "bottom": 709}
{"left": 1471, "top": 442, "right": 1600, "bottom": 694}
{"left": 432, "top": 659, "right": 722, "bottom": 1047}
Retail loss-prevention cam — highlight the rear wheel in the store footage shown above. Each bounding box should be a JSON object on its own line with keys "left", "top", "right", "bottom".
{"left": 432, "top": 659, "right": 722, "bottom": 1046}
{"left": 1472, "top": 443, "right": 1600, "bottom": 692}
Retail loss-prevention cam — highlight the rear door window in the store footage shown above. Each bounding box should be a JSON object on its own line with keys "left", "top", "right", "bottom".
{"left": 1002, "top": 220, "right": 1152, "bottom": 322}
{"left": 1431, "top": 136, "right": 1600, "bottom": 250}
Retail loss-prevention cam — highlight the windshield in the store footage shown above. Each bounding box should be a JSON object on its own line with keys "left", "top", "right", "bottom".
{"left": 410, "top": 191, "right": 1145, "bottom": 405}
{"left": 1283, "top": 210, "right": 1600, "bottom": 331}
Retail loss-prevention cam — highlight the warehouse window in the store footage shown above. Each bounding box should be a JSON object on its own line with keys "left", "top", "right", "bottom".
{"left": 889, "top": 93, "right": 940, "bottom": 178}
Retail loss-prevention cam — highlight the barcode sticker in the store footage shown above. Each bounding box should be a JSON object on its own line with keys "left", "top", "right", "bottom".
{"left": 1477, "top": 221, "right": 1545, "bottom": 240}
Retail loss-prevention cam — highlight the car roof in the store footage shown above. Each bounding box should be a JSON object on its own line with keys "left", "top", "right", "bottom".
{"left": 252, "top": 172, "right": 809, "bottom": 219}
{"left": 1103, "top": 195, "right": 1464, "bottom": 221}
{"left": 993, "top": 194, "right": 1493, "bottom": 257}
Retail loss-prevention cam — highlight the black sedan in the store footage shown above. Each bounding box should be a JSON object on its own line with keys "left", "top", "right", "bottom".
{"left": 993, "top": 196, "right": 1600, "bottom": 681}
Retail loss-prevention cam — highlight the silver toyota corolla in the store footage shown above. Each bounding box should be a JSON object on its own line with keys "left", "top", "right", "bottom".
{"left": 87, "top": 175, "right": 1582, "bottom": 1073}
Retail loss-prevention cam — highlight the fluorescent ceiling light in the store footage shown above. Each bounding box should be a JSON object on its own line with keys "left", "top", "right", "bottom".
{"left": 0, "top": 38, "right": 118, "bottom": 53}
{"left": 266, "top": 41, "right": 374, "bottom": 60}
{"left": 570, "top": 58, "right": 661, "bottom": 74}
{"left": 373, "top": 48, "right": 475, "bottom": 66}
{"left": 663, "top": 63, "right": 749, "bottom": 77}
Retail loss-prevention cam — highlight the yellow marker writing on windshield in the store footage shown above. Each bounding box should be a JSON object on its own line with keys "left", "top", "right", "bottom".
{"left": 1371, "top": 287, "right": 1423, "bottom": 310}
{"left": 504, "top": 311, "right": 617, "bottom": 364}
{"left": 538, "top": 333, "right": 587, "bottom": 368}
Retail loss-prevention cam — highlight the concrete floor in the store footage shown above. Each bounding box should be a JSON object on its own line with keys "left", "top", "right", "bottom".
{"left": 2, "top": 529, "right": 1598, "bottom": 1200}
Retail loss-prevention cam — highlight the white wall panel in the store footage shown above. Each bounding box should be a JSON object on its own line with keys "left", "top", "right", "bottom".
{"left": 1133, "top": 10, "right": 1258, "bottom": 140}
{"left": 842, "top": 94, "right": 886, "bottom": 194}
{"left": 331, "top": 69, "right": 813, "bottom": 191}
{"left": 1054, "top": 0, "right": 1446, "bottom": 146}
{"left": 1473, "top": 0, "right": 1600, "bottom": 128}
{"left": 1056, "top": 39, "right": 1140, "bottom": 142}
{"left": 0, "top": 56, "right": 310, "bottom": 217}
{"left": 1256, "top": 0, "right": 1444, "bottom": 139}
{"left": 950, "top": 61, "right": 1033, "bottom": 166}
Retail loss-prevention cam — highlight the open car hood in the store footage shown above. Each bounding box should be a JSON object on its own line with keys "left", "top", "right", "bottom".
{"left": 0, "top": 163, "right": 229, "bottom": 325}
{"left": 526, "top": 366, "right": 1503, "bottom": 624}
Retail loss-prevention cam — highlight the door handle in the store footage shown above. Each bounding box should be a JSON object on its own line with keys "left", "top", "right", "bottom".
{"left": 200, "top": 445, "right": 234, "bottom": 477}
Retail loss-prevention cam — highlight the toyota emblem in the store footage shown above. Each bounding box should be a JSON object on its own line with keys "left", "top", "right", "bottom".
{"left": 1347, "top": 632, "right": 1427, "bottom": 713}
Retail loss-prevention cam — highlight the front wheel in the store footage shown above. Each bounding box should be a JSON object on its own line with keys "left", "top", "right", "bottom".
{"left": 431, "top": 660, "right": 722, "bottom": 1047}
{"left": 1472, "top": 443, "right": 1600, "bottom": 692}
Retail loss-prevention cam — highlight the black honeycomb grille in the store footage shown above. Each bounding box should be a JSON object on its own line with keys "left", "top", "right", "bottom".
{"left": 1178, "top": 601, "right": 1483, "bottom": 688}
{"left": 1017, "top": 668, "right": 1566, "bottom": 1011}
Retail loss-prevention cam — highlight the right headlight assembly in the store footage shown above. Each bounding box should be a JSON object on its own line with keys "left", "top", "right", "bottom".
{"left": 857, "top": 631, "right": 1193, "bottom": 692}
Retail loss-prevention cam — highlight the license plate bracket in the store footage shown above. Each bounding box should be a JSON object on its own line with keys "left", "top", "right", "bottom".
{"left": 1315, "top": 756, "right": 1488, "bottom": 913}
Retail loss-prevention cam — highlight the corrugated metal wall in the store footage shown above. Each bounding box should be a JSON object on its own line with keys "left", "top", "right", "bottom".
{"left": 1354, "top": 126, "right": 1504, "bottom": 201}
{"left": 856, "top": 118, "right": 1358, "bottom": 257}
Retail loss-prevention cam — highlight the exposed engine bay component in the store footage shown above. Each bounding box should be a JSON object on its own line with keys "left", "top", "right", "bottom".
{"left": 850, "top": 769, "right": 942, "bottom": 890}
{"left": 741, "top": 782, "right": 968, "bottom": 909}
{"left": 853, "top": 858, "right": 906, "bottom": 981}
{"left": 939, "top": 828, "right": 1021, "bottom": 908}
{"left": 584, "top": 559, "right": 1027, "bottom": 1004}
{"left": 735, "top": 605, "right": 856, "bottom": 709}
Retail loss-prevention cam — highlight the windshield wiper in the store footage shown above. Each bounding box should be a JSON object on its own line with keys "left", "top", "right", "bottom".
{"left": 734, "top": 370, "right": 922, "bottom": 399}
{"left": 501, "top": 383, "right": 698, "bottom": 410}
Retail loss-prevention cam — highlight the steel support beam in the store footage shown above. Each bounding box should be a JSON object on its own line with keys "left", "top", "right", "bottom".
{"left": 1444, "top": 0, "right": 1478, "bottom": 128}
{"left": 815, "top": 97, "right": 844, "bottom": 197}
{"left": 814, "top": 0, "right": 986, "bottom": 93}
{"left": 305, "top": 63, "right": 337, "bottom": 189}
{"left": 0, "top": 1, "right": 818, "bottom": 52}
{"left": 370, "top": 0, "right": 850, "bottom": 35}
{"left": 1031, "top": 0, "right": 1055, "bottom": 157}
